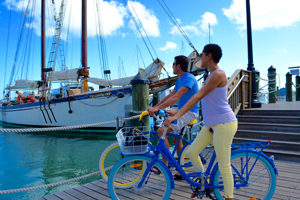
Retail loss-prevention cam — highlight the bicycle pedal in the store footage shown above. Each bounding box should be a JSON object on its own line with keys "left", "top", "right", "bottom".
{"left": 205, "top": 188, "right": 216, "bottom": 200}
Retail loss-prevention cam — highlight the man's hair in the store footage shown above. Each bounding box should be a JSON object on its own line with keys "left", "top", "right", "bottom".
{"left": 203, "top": 44, "right": 222, "bottom": 63}
{"left": 174, "top": 55, "right": 189, "bottom": 72}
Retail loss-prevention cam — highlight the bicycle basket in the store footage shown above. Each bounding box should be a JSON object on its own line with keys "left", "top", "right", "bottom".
{"left": 116, "top": 127, "right": 150, "bottom": 155}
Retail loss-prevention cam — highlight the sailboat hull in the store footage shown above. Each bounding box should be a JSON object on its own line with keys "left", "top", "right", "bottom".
{"left": 0, "top": 87, "right": 132, "bottom": 131}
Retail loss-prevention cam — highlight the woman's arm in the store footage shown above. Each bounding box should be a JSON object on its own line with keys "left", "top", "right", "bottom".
{"left": 164, "top": 70, "right": 226, "bottom": 127}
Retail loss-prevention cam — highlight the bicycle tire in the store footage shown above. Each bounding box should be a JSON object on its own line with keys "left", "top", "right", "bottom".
{"left": 179, "top": 143, "right": 213, "bottom": 173}
{"left": 212, "top": 151, "right": 276, "bottom": 200}
{"left": 108, "top": 155, "right": 172, "bottom": 200}
{"left": 99, "top": 142, "right": 122, "bottom": 183}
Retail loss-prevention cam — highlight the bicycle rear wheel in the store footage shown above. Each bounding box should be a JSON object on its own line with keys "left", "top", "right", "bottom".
{"left": 108, "top": 155, "right": 172, "bottom": 200}
{"left": 99, "top": 142, "right": 122, "bottom": 183}
{"left": 212, "top": 151, "right": 276, "bottom": 200}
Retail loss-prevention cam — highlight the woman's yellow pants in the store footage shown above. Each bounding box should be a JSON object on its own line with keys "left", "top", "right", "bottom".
{"left": 187, "top": 121, "right": 237, "bottom": 198}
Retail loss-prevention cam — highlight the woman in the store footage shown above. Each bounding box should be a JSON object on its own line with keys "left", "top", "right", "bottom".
{"left": 164, "top": 44, "right": 237, "bottom": 200}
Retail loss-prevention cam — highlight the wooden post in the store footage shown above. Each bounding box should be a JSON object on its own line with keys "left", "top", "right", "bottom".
{"left": 286, "top": 72, "right": 293, "bottom": 101}
{"left": 296, "top": 75, "right": 300, "bottom": 101}
{"left": 152, "top": 92, "right": 160, "bottom": 107}
{"left": 152, "top": 92, "right": 160, "bottom": 131}
{"left": 268, "top": 66, "right": 276, "bottom": 103}
{"left": 130, "top": 72, "right": 150, "bottom": 130}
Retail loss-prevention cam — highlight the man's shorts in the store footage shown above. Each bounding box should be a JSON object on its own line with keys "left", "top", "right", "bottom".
{"left": 169, "top": 111, "right": 198, "bottom": 134}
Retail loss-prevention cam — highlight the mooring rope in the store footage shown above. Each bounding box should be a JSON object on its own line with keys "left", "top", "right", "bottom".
{"left": 0, "top": 114, "right": 143, "bottom": 194}
{"left": 0, "top": 115, "right": 140, "bottom": 133}
{"left": 0, "top": 171, "right": 100, "bottom": 194}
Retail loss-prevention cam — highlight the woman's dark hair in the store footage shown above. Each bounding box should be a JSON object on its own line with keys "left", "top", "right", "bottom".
{"left": 174, "top": 55, "right": 189, "bottom": 72}
{"left": 203, "top": 44, "right": 222, "bottom": 63}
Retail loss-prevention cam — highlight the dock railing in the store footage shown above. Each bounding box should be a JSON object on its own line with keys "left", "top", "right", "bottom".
{"left": 227, "top": 69, "right": 252, "bottom": 115}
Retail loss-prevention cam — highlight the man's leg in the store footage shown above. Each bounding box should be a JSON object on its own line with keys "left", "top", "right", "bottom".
{"left": 173, "top": 137, "right": 183, "bottom": 156}
{"left": 158, "top": 127, "right": 173, "bottom": 166}
{"left": 173, "top": 137, "right": 184, "bottom": 178}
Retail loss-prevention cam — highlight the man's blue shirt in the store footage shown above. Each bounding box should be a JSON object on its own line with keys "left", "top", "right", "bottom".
{"left": 174, "top": 72, "right": 199, "bottom": 113}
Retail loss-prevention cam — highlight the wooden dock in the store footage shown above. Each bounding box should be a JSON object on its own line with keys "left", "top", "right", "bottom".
{"left": 39, "top": 159, "right": 300, "bottom": 200}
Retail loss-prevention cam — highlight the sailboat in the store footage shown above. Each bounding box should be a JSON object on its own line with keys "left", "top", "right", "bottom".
{"left": 0, "top": 0, "right": 202, "bottom": 132}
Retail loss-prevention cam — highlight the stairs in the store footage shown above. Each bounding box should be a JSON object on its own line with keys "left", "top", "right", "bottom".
{"left": 235, "top": 109, "right": 300, "bottom": 162}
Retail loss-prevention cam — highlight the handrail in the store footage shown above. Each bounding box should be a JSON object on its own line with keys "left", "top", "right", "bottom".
{"left": 227, "top": 69, "right": 252, "bottom": 115}
{"left": 227, "top": 75, "right": 248, "bottom": 100}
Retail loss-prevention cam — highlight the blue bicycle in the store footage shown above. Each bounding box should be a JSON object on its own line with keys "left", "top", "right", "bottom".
{"left": 99, "top": 110, "right": 207, "bottom": 187}
{"left": 108, "top": 127, "right": 277, "bottom": 200}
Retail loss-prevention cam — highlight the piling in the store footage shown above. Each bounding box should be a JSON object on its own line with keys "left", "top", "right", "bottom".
{"left": 286, "top": 72, "right": 293, "bottom": 101}
{"left": 130, "top": 72, "right": 150, "bottom": 130}
{"left": 268, "top": 66, "right": 276, "bottom": 103}
{"left": 296, "top": 75, "right": 300, "bottom": 101}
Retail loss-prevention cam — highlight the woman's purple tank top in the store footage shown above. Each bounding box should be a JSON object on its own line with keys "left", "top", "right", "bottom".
{"left": 201, "top": 68, "right": 237, "bottom": 126}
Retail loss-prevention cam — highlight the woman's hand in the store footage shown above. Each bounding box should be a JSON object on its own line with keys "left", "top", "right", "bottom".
{"left": 163, "top": 116, "right": 177, "bottom": 128}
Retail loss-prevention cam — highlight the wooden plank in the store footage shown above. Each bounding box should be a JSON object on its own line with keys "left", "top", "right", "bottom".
{"left": 90, "top": 180, "right": 133, "bottom": 200}
{"left": 73, "top": 186, "right": 108, "bottom": 200}
{"left": 42, "top": 159, "right": 300, "bottom": 200}
{"left": 52, "top": 191, "right": 79, "bottom": 200}
{"left": 63, "top": 188, "right": 96, "bottom": 200}
{"left": 43, "top": 194, "right": 62, "bottom": 200}
{"left": 83, "top": 183, "right": 111, "bottom": 199}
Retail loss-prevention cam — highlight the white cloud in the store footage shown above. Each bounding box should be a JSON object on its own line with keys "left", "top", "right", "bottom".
{"left": 63, "top": 0, "right": 127, "bottom": 37}
{"left": 170, "top": 12, "right": 217, "bottom": 36}
{"left": 159, "top": 41, "right": 177, "bottom": 51}
{"left": 4, "top": 0, "right": 127, "bottom": 38}
{"left": 4, "top": 0, "right": 27, "bottom": 11}
{"left": 170, "top": 25, "right": 200, "bottom": 36}
{"left": 199, "top": 12, "right": 218, "bottom": 33}
{"left": 290, "top": 62, "right": 300, "bottom": 67}
{"left": 127, "top": 1, "right": 160, "bottom": 37}
{"left": 278, "top": 49, "right": 288, "bottom": 54}
{"left": 223, "top": 0, "right": 300, "bottom": 30}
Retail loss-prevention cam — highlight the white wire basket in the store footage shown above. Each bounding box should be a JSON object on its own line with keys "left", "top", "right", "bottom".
{"left": 116, "top": 127, "right": 150, "bottom": 155}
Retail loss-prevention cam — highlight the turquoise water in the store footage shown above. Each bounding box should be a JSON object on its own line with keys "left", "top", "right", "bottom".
{"left": 0, "top": 126, "right": 116, "bottom": 200}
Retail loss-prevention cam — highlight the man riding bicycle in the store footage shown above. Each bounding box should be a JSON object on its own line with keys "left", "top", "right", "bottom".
{"left": 148, "top": 55, "right": 199, "bottom": 178}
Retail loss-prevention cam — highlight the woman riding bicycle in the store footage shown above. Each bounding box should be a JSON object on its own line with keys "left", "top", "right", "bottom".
{"left": 164, "top": 44, "right": 237, "bottom": 200}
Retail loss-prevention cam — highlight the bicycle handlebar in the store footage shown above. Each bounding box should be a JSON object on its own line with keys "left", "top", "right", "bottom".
{"left": 138, "top": 110, "right": 169, "bottom": 121}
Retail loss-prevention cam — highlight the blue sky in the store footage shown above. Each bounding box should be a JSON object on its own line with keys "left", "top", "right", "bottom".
{"left": 1, "top": 0, "right": 300, "bottom": 97}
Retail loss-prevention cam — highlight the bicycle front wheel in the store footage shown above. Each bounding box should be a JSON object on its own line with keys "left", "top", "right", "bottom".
{"left": 213, "top": 151, "right": 276, "bottom": 200}
{"left": 99, "top": 142, "right": 122, "bottom": 183}
{"left": 179, "top": 143, "right": 213, "bottom": 173}
{"left": 108, "top": 155, "right": 172, "bottom": 200}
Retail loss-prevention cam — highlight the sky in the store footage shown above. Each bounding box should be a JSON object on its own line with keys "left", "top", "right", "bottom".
{"left": 1, "top": 0, "right": 300, "bottom": 97}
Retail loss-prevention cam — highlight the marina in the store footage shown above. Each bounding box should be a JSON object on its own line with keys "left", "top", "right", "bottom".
{"left": 1, "top": 0, "right": 300, "bottom": 199}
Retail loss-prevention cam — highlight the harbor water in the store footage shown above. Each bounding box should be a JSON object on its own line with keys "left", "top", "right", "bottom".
{"left": 0, "top": 125, "right": 117, "bottom": 200}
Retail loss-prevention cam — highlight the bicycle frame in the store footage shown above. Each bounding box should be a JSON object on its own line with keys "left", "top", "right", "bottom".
{"left": 137, "top": 129, "right": 278, "bottom": 191}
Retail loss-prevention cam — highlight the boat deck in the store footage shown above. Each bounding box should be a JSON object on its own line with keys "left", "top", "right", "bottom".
{"left": 39, "top": 159, "right": 300, "bottom": 200}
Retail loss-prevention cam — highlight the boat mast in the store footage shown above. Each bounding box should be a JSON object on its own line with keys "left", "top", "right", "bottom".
{"left": 41, "top": 0, "right": 46, "bottom": 82}
{"left": 81, "top": 0, "right": 89, "bottom": 92}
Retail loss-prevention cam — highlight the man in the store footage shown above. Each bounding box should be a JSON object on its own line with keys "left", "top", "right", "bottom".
{"left": 148, "top": 55, "right": 199, "bottom": 178}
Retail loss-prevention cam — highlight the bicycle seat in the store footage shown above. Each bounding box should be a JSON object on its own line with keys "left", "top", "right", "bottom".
{"left": 188, "top": 119, "right": 197, "bottom": 126}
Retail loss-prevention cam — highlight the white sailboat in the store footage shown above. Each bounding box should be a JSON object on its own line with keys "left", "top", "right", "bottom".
{"left": 0, "top": 0, "right": 164, "bottom": 131}
{"left": 0, "top": 0, "right": 202, "bottom": 132}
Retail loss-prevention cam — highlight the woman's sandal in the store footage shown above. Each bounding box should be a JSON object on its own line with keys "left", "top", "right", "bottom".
{"left": 173, "top": 173, "right": 184, "bottom": 180}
